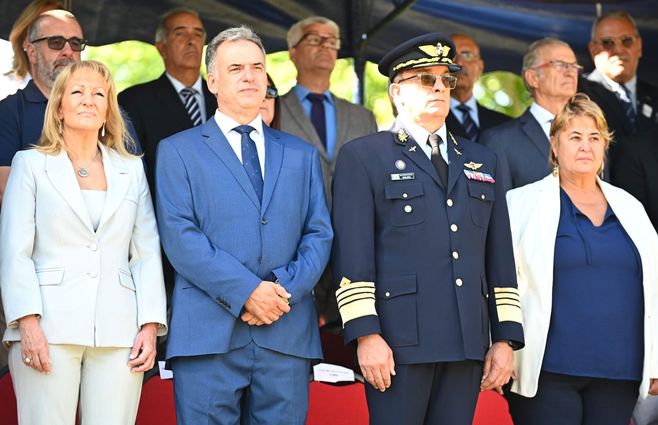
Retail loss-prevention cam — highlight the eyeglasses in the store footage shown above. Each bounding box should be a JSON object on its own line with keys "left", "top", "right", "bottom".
{"left": 396, "top": 73, "right": 458, "bottom": 89}
{"left": 457, "top": 51, "right": 481, "bottom": 62}
{"left": 265, "top": 86, "right": 278, "bottom": 99}
{"left": 595, "top": 35, "right": 636, "bottom": 50}
{"left": 30, "top": 36, "right": 87, "bottom": 52}
{"left": 295, "top": 32, "right": 341, "bottom": 50}
{"left": 531, "top": 60, "right": 583, "bottom": 73}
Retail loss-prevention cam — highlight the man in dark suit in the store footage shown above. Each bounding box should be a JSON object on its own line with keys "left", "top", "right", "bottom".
{"left": 579, "top": 11, "right": 658, "bottom": 181}
{"left": 480, "top": 38, "right": 580, "bottom": 189}
{"left": 280, "top": 16, "right": 378, "bottom": 323}
{"left": 331, "top": 33, "right": 523, "bottom": 425}
{"left": 447, "top": 33, "right": 510, "bottom": 142}
{"left": 119, "top": 7, "right": 217, "bottom": 194}
{"left": 155, "top": 26, "right": 332, "bottom": 424}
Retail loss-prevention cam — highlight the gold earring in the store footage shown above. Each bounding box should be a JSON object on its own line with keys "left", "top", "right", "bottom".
{"left": 552, "top": 164, "right": 559, "bottom": 176}
{"left": 100, "top": 122, "right": 106, "bottom": 138}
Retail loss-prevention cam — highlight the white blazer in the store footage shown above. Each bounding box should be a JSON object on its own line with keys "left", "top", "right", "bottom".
{"left": 0, "top": 144, "right": 167, "bottom": 348}
{"left": 507, "top": 173, "right": 658, "bottom": 398}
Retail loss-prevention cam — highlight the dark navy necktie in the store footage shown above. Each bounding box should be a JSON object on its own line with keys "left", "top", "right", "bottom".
{"left": 180, "top": 87, "right": 202, "bottom": 126}
{"left": 306, "top": 93, "right": 327, "bottom": 148}
{"left": 618, "top": 84, "right": 636, "bottom": 125}
{"left": 234, "top": 125, "right": 263, "bottom": 203}
{"left": 427, "top": 134, "right": 448, "bottom": 186}
{"left": 456, "top": 103, "right": 479, "bottom": 141}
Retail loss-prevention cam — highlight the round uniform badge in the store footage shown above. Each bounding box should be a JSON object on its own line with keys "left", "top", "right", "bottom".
{"left": 395, "top": 160, "right": 406, "bottom": 170}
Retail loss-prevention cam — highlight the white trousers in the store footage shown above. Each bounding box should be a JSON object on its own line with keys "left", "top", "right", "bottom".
{"left": 8, "top": 343, "right": 143, "bottom": 425}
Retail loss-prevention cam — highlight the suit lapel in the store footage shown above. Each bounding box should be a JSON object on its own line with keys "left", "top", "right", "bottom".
{"left": 281, "top": 91, "right": 328, "bottom": 159}
{"left": 201, "top": 120, "right": 261, "bottom": 210}
{"left": 446, "top": 132, "right": 466, "bottom": 193}
{"left": 97, "top": 144, "right": 130, "bottom": 232}
{"left": 391, "top": 119, "right": 443, "bottom": 188}
{"left": 334, "top": 95, "right": 349, "bottom": 155}
{"left": 520, "top": 110, "right": 550, "bottom": 160}
{"left": 262, "top": 127, "right": 283, "bottom": 214}
{"left": 45, "top": 151, "right": 95, "bottom": 233}
{"left": 154, "top": 74, "right": 194, "bottom": 127}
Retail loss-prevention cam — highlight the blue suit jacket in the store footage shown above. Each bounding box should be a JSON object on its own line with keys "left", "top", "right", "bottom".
{"left": 156, "top": 119, "right": 332, "bottom": 360}
{"left": 331, "top": 121, "right": 524, "bottom": 365}
{"left": 479, "top": 109, "right": 550, "bottom": 190}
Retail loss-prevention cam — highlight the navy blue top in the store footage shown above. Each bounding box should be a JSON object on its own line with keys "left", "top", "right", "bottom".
{"left": 0, "top": 80, "right": 142, "bottom": 167}
{"left": 543, "top": 189, "right": 644, "bottom": 381}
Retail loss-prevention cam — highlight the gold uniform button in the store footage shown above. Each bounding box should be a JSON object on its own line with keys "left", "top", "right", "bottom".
{"left": 402, "top": 193, "right": 408, "bottom": 198}
{"left": 385, "top": 291, "right": 390, "bottom": 297}
{"left": 455, "top": 278, "right": 463, "bottom": 286}
{"left": 481, "top": 194, "right": 486, "bottom": 200}
{"left": 450, "top": 224, "right": 458, "bottom": 232}
{"left": 447, "top": 199, "right": 454, "bottom": 207}
{"left": 452, "top": 251, "right": 459, "bottom": 260}
{"left": 404, "top": 205, "right": 413, "bottom": 213}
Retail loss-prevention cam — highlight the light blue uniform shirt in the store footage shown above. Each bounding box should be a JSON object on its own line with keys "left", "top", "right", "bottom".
{"left": 293, "top": 84, "right": 337, "bottom": 160}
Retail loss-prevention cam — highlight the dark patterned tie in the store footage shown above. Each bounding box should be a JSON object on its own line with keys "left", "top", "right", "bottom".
{"left": 234, "top": 125, "right": 263, "bottom": 203}
{"left": 306, "top": 93, "right": 327, "bottom": 148}
{"left": 619, "top": 84, "right": 636, "bottom": 125}
{"left": 180, "top": 88, "right": 202, "bottom": 126}
{"left": 427, "top": 134, "right": 448, "bottom": 186}
{"left": 456, "top": 103, "right": 479, "bottom": 141}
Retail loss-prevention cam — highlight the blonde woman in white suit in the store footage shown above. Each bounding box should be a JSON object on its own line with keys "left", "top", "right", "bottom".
{"left": 505, "top": 93, "right": 658, "bottom": 425}
{"left": 0, "top": 60, "right": 167, "bottom": 425}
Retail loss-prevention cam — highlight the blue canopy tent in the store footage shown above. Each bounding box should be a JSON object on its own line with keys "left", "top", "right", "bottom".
{"left": 1, "top": 0, "right": 656, "bottom": 98}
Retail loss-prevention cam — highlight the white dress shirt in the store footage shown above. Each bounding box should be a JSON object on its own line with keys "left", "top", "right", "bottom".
{"left": 529, "top": 102, "right": 554, "bottom": 140}
{"left": 400, "top": 116, "right": 450, "bottom": 164}
{"left": 450, "top": 96, "right": 480, "bottom": 127}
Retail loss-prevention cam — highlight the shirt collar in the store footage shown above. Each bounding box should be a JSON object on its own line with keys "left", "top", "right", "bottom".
{"left": 450, "top": 96, "right": 478, "bottom": 112}
{"left": 214, "top": 110, "right": 264, "bottom": 138}
{"left": 400, "top": 115, "right": 448, "bottom": 147}
{"left": 293, "top": 84, "right": 334, "bottom": 105}
{"left": 165, "top": 72, "right": 203, "bottom": 94}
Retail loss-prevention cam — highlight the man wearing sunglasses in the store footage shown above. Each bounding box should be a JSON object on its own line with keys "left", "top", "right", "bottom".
{"left": 580, "top": 11, "right": 657, "bottom": 174}
{"left": 280, "top": 16, "right": 377, "bottom": 325}
{"left": 481, "top": 38, "right": 580, "bottom": 189}
{"left": 446, "top": 33, "right": 510, "bottom": 143}
{"left": 331, "top": 33, "right": 523, "bottom": 425}
{"left": 0, "top": 9, "right": 83, "bottom": 205}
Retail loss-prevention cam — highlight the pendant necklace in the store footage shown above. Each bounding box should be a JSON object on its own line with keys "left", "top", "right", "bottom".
{"left": 70, "top": 149, "right": 100, "bottom": 178}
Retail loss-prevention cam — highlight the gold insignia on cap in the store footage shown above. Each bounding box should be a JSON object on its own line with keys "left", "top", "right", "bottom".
{"left": 418, "top": 43, "right": 451, "bottom": 58}
{"left": 397, "top": 129, "right": 409, "bottom": 143}
{"left": 464, "top": 162, "right": 483, "bottom": 170}
{"left": 336, "top": 279, "right": 377, "bottom": 327}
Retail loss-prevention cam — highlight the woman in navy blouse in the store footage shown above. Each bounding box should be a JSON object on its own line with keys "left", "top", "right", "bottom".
{"left": 505, "top": 93, "right": 658, "bottom": 425}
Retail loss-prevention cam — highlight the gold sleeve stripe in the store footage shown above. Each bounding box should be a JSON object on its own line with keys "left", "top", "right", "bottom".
{"left": 335, "top": 280, "right": 377, "bottom": 326}
{"left": 496, "top": 299, "right": 521, "bottom": 308}
{"left": 493, "top": 287, "right": 519, "bottom": 295}
{"left": 497, "top": 304, "right": 523, "bottom": 324}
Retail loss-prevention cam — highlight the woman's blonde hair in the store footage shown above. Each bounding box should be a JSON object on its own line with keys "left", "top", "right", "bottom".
{"left": 7, "top": 0, "right": 64, "bottom": 79}
{"left": 549, "top": 93, "right": 613, "bottom": 175}
{"left": 37, "top": 60, "right": 135, "bottom": 157}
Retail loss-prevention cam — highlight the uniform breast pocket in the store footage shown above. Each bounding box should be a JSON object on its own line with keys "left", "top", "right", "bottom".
{"left": 376, "top": 274, "right": 418, "bottom": 347}
{"left": 384, "top": 182, "right": 426, "bottom": 227}
{"left": 467, "top": 182, "right": 495, "bottom": 227}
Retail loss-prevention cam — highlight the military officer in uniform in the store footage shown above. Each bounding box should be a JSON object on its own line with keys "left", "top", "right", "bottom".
{"left": 331, "top": 33, "right": 524, "bottom": 425}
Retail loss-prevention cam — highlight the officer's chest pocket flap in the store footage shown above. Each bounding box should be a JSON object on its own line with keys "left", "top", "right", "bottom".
{"left": 467, "top": 181, "right": 495, "bottom": 227}
{"left": 36, "top": 268, "right": 65, "bottom": 286}
{"left": 384, "top": 182, "right": 426, "bottom": 227}
{"left": 376, "top": 274, "right": 419, "bottom": 347}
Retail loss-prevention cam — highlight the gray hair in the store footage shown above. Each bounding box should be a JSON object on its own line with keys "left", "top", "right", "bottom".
{"left": 155, "top": 7, "right": 204, "bottom": 44}
{"left": 205, "top": 26, "right": 266, "bottom": 72}
{"left": 286, "top": 16, "right": 339, "bottom": 49}
{"left": 590, "top": 10, "right": 639, "bottom": 41}
{"left": 28, "top": 9, "right": 78, "bottom": 42}
{"left": 522, "top": 37, "right": 571, "bottom": 94}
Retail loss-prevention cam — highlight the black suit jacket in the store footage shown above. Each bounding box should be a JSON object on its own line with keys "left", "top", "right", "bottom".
{"left": 612, "top": 127, "right": 658, "bottom": 232}
{"left": 446, "top": 103, "right": 510, "bottom": 142}
{"left": 118, "top": 73, "right": 217, "bottom": 193}
{"left": 479, "top": 109, "right": 551, "bottom": 190}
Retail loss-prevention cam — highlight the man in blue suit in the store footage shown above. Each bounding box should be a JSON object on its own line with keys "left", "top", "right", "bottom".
{"left": 155, "top": 26, "right": 332, "bottom": 425}
{"left": 480, "top": 38, "right": 579, "bottom": 189}
{"left": 332, "top": 33, "right": 524, "bottom": 425}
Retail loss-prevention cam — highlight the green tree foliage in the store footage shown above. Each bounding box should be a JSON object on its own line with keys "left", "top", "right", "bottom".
{"left": 85, "top": 42, "right": 531, "bottom": 127}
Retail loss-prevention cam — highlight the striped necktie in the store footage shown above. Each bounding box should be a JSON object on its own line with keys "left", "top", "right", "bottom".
{"left": 456, "top": 103, "right": 479, "bottom": 141}
{"left": 180, "top": 88, "right": 202, "bottom": 126}
{"left": 618, "top": 84, "right": 636, "bottom": 125}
